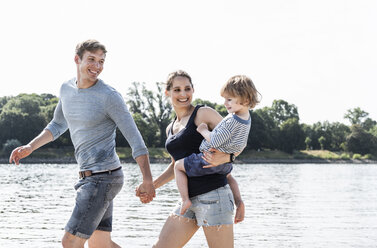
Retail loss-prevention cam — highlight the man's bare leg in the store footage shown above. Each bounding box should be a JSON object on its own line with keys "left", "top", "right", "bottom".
{"left": 62, "top": 231, "right": 86, "bottom": 248}
{"left": 88, "top": 230, "right": 121, "bottom": 248}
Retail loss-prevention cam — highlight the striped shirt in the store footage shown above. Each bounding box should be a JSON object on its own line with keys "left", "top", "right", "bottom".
{"left": 199, "top": 113, "right": 251, "bottom": 154}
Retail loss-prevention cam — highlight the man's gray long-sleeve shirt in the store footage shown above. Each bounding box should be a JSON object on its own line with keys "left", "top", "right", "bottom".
{"left": 45, "top": 78, "right": 148, "bottom": 172}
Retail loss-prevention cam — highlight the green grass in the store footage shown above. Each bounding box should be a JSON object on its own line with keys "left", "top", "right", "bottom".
{"left": 239, "top": 149, "right": 376, "bottom": 161}
{"left": 238, "top": 150, "right": 294, "bottom": 159}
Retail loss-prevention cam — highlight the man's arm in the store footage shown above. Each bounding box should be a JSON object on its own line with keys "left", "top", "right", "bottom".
{"left": 9, "top": 98, "right": 68, "bottom": 165}
{"left": 106, "top": 92, "right": 155, "bottom": 202}
{"left": 134, "top": 154, "right": 156, "bottom": 203}
{"left": 9, "top": 129, "right": 53, "bottom": 165}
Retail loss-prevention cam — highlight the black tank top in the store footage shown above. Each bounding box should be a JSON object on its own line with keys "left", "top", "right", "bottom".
{"left": 165, "top": 105, "right": 228, "bottom": 197}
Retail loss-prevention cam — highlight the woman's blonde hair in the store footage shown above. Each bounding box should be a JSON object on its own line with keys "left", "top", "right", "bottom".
{"left": 221, "top": 75, "right": 261, "bottom": 109}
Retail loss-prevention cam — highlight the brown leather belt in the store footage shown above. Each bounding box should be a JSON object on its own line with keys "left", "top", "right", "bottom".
{"left": 79, "top": 167, "right": 122, "bottom": 179}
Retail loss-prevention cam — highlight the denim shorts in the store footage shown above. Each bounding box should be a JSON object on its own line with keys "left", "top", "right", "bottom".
{"left": 65, "top": 168, "right": 124, "bottom": 239}
{"left": 184, "top": 153, "right": 233, "bottom": 177}
{"left": 173, "top": 184, "right": 234, "bottom": 226}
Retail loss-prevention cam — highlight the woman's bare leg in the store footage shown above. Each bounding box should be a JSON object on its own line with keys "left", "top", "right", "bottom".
{"left": 153, "top": 215, "right": 199, "bottom": 248}
{"left": 203, "top": 224, "right": 234, "bottom": 248}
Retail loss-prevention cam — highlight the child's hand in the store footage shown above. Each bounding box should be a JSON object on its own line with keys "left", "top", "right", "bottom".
{"left": 234, "top": 200, "right": 245, "bottom": 224}
{"left": 196, "top": 123, "right": 208, "bottom": 133}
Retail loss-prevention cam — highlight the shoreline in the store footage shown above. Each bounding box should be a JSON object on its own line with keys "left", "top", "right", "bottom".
{"left": 1, "top": 157, "right": 376, "bottom": 164}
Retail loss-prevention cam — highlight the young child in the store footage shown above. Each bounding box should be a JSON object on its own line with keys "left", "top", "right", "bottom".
{"left": 174, "top": 75, "right": 260, "bottom": 215}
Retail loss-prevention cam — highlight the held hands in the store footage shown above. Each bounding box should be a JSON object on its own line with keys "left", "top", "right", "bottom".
{"left": 135, "top": 181, "right": 156, "bottom": 204}
{"left": 9, "top": 145, "right": 33, "bottom": 165}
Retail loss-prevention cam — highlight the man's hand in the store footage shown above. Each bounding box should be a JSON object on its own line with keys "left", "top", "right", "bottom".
{"left": 9, "top": 145, "right": 33, "bottom": 165}
{"left": 234, "top": 200, "right": 245, "bottom": 224}
{"left": 135, "top": 181, "right": 155, "bottom": 204}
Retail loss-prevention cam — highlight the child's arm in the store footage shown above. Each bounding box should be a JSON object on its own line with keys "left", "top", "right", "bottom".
{"left": 196, "top": 123, "right": 211, "bottom": 142}
{"left": 227, "top": 173, "right": 245, "bottom": 224}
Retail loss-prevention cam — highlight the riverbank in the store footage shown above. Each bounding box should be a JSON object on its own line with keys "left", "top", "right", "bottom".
{"left": 1, "top": 147, "right": 376, "bottom": 164}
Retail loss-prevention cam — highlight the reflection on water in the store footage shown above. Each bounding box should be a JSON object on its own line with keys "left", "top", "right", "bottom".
{"left": 0, "top": 163, "right": 377, "bottom": 247}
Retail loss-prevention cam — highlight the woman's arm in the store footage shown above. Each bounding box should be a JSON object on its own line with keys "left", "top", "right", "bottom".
{"left": 153, "top": 158, "right": 175, "bottom": 189}
{"left": 194, "top": 106, "right": 223, "bottom": 131}
{"left": 153, "top": 123, "right": 175, "bottom": 189}
{"left": 227, "top": 174, "right": 245, "bottom": 224}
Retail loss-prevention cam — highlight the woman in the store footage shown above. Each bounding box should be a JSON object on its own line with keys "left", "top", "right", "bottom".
{"left": 145, "top": 70, "right": 245, "bottom": 248}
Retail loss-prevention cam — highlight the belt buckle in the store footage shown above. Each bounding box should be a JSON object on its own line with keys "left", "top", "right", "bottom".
{"left": 79, "top": 170, "right": 92, "bottom": 179}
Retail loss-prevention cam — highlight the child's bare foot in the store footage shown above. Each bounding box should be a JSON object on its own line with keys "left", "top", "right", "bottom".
{"left": 180, "top": 199, "right": 192, "bottom": 215}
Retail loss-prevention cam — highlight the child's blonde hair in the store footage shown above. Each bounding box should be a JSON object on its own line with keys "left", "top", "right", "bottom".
{"left": 221, "top": 75, "right": 261, "bottom": 109}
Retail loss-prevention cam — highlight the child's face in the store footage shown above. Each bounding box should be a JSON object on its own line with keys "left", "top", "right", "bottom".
{"left": 223, "top": 95, "right": 247, "bottom": 115}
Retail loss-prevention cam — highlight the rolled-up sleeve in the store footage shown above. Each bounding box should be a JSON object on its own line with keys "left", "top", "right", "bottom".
{"left": 106, "top": 92, "right": 148, "bottom": 159}
{"left": 44, "top": 100, "right": 68, "bottom": 140}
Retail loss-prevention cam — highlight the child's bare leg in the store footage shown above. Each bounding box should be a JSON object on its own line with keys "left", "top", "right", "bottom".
{"left": 174, "top": 159, "right": 192, "bottom": 215}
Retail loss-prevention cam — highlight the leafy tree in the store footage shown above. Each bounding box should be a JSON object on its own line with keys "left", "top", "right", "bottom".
{"left": 193, "top": 99, "right": 228, "bottom": 117}
{"left": 0, "top": 94, "right": 46, "bottom": 144}
{"left": 247, "top": 110, "right": 269, "bottom": 150}
{"left": 128, "top": 112, "right": 158, "bottom": 148}
{"left": 126, "top": 82, "right": 172, "bottom": 147}
{"left": 344, "top": 107, "right": 369, "bottom": 125}
{"left": 0, "top": 96, "right": 11, "bottom": 114}
{"left": 345, "top": 125, "right": 377, "bottom": 155}
{"left": 2, "top": 139, "right": 22, "bottom": 155}
{"left": 362, "top": 118, "right": 377, "bottom": 132}
{"left": 270, "top": 99, "right": 299, "bottom": 126}
{"left": 318, "top": 136, "right": 326, "bottom": 150}
{"left": 370, "top": 126, "right": 377, "bottom": 138}
{"left": 302, "top": 121, "right": 348, "bottom": 151}
{"left": 278, "top": 118, "right": 305, "bottom": 153}
{"left": 253, "top": 107, "right": 279, "bottom": 150}
{"left": 327, "top": 122, "right": 350, "bottom": 151}
{"left": 305, "top": 137, "right": 311, "bottom": 150}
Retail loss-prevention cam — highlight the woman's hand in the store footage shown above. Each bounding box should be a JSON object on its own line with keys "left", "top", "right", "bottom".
{"left": 234, "top": 200, "right": 245, "bottom": 224}
{"left": 202, "top": 148, "right": 230, "bottom": 167}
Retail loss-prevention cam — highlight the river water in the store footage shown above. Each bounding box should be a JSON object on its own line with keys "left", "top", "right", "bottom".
{"left": 0, "top": 163, "right": 376, "bottom": 248}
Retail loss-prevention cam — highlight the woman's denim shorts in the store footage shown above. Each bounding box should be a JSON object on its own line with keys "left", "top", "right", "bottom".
{"left": 65, "top": 168, "right": 124, "bottom": 239}
{"left": 173, "top": 184, "right": 235, "bottom": 226}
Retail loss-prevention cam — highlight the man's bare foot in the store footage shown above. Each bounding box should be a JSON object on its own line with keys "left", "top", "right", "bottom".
{"left": 180, "top": 199, "right": 192, "bottom": 215}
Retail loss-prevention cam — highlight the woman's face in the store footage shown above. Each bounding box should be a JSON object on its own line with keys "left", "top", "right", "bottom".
{"left": 166, "top": 76, "right": 194, "bottom": 108}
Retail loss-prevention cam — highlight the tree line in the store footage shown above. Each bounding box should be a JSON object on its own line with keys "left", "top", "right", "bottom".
{"left": 1, "top": 82, "right": 376, "bottom": 156}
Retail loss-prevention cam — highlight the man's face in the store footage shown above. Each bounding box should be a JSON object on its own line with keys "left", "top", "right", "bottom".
{"left": 75, "top": 50, "right": 105, "bottom": 83}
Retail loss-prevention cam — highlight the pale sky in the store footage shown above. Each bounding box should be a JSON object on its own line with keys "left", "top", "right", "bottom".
{"left": 1, "top": 0, "right": 376, "bottom": 124}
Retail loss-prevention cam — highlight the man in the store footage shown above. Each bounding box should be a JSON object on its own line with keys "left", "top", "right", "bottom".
{"left": 9, "top": 39, "right": 155, "bottom": 248}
